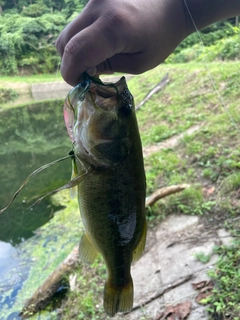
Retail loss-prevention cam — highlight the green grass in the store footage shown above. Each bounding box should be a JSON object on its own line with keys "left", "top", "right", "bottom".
{"left": 195, "top": 252, "right": 211, "bottom": 263}
{"left": 129, "top": 62, "right": 240, "bottom": 148}
{"left": 201, "top": 241, "right": 240, "bottom": 319}
{"left": 128, "top": 62, "right": 240, "bottom": 214}
{"left": 0, "top": 72, "right": 63, "bottom": 84}
{"left": 59, "top": 257, "right": 107, "bottom": 320}
{"left": 130, "top": 62, "right": 240, "bottom": 318}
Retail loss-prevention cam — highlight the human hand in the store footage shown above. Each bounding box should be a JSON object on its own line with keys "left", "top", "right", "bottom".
{"left": 56, "top": 0, "right": 240, "bottom": 86}
{"left": 56, "top": 0, "right": 187, "bottom": 86}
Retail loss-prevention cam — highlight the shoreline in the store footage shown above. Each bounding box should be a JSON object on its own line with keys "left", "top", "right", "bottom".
{"left": 0, "top": 75, "right": 133, "bottom": 109}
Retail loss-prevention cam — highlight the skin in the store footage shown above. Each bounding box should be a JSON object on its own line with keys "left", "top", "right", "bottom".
{"left": 56, "top": 0, "right": 240, "bottom": 86}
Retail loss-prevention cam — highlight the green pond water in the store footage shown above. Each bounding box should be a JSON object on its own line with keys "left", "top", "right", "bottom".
{"left": 0, "top": 101, "right": 82, "bottom": 319}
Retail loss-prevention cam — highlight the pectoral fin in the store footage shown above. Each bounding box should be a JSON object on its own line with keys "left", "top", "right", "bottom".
{"left": 132, "top": 219, "right": 147, "bottom": 263}
{"left": 79, "top": 233, "right": 98, "bottom": 264}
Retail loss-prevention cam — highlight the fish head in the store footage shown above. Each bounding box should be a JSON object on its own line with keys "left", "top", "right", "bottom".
{"left": 74, "top": 77, "right": 136, "bottom": 167}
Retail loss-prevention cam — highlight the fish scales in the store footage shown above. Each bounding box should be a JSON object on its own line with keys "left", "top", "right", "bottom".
{"left": 63, "top": 75, "right": 147, "bottom": 316}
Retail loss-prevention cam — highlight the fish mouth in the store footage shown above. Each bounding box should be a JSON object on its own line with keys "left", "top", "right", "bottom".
{"left": 95, "top": 88, "right": 116, "bottom": 99}
{"left": 87, "top": 76, "right": 128, "bottom": 111}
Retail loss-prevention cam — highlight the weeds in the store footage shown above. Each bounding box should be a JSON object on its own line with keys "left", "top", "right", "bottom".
{"left": 195, "top": 252, "right": 211, "bottom": 263}
{"left": 200, "top": 241, "right": 240, "bottom": 319}
{"left": 0, "top": 88, "right": 18, "bottom": 104}
{"left": 59, "top": 257, "right": 106, "bottom": 319}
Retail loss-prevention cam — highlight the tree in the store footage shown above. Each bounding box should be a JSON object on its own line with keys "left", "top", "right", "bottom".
{"left": 0, "top": 1, "right": 5, "bottom": 14}
{"left": 63, "top": 0, "right": 88, "bottom": 19}
{"left": 21, "top": 0, "right": 50, "bottom": 17}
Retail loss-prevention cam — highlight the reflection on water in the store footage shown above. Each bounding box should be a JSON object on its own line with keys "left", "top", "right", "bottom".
{"left": 0, "top": 241, "right": 18, "bottom": 277}
{"left": 0, "top": 101, "right": 71, "bottom": 245}
{"left": 0, "top": 241, "right": 26, "bottom": 317}
{"left": 0, "top": 101, "right": 73, "bottom": 316}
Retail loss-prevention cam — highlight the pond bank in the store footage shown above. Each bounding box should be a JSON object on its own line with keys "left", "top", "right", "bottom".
{"left": 0, "top": 75, "right": 133, "bottom": 109}
{"left": 0, "top": 81, "right": 71, "bottom": 109}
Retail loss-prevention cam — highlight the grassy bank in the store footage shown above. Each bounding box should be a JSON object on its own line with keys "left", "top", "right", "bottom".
{"left": 0, "top": 73, "right": 63, "bottom": 84}
{"left": 0, "top": 72, "right": 64, "bottom": 109}
{"left": 57, "top": 62, "right": 239, "bottom": 319}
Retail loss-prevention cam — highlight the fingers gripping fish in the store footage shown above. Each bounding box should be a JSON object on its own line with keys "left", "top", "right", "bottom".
{"left": 63, "top": 74, "right": 147, "bottom": 317}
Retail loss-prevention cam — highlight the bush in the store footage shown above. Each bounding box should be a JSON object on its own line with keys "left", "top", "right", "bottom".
{"left": 167, "top": 24, "right": 240, "bottom": 63}
{"left": 0, "top": 88, "right": 18, "bottom": 104}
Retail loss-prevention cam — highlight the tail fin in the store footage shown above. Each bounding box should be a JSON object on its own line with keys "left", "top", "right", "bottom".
{"left": 104, "top": 277, "right": 133, "bottom": 317}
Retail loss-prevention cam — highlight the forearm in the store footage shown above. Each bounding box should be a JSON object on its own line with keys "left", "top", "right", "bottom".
{"left": 183, "top": 0, "right": 240, "bottom": 34}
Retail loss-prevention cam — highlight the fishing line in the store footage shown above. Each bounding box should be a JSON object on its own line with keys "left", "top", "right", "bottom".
{"left": 0, "top": 154, "right": 72, "bottom": 214}
{"left": 183, "top": 0, "right": 240, "bottom": 136}
{"left": 30, "top": 165, "right": 94, "bottom": 208}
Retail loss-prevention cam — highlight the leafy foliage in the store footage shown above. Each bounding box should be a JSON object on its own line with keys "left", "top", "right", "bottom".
{"left": 0, "top": 88, "right": 18, "bottom": 104}
{"left": 0, "top": 2, "right": 239, "bottom": 75}
{"left": 0, "top": 0, "right": 89, "bottom": 75}
{"left": 167, "top": 23, "right": 240, "bottom": 63}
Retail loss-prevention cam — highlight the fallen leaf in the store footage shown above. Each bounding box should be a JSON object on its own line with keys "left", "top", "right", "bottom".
{"left": 156, "top": 301, "right": 192, "bottom": 320}
{"left": 192, "top": 280, "right": 208, "bottom": 290}
{"left": 193, "top": 280, "right": 214, "bottom": 304}
{"left": 196, "top": 291, "right": 211, "bottom": 304}
{"left": 202, "top": 186, "right": 215, "bottom": 196}
{"left": 199, "top": 283, "right": 214, "bottom": 293}
{"left": 163, "top": 306, "right": 175, "bottom": 319}
{"left": 154, "top": 311, "right": 164, "bottom": 320}
{"left": 176, "top": 301, "right": 192, "bottom": 319}
{"left": 207, "top": 186, "right": 215, "bottom": 195}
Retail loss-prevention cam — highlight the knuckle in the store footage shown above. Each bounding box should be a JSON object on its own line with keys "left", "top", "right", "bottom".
{"left": 105, "top": 6, "right": 134, "bottom": 33}
{"left": 107, "top": 11, "right": 126, "bottom": 29}
{"left": 100, "top": 10, "right": 130, "bottom": 49}
{"left": 101, "top": 4, "right": 139, "bottom": 50}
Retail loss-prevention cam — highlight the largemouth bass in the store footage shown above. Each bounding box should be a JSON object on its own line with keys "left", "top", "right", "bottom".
{"left": 63, "top": 75, "right": 147, "bottom": 317}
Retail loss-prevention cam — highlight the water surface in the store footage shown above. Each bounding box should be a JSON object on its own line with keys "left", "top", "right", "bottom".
{"left": 0, "top": 101, "right": 74, "bottom": 318}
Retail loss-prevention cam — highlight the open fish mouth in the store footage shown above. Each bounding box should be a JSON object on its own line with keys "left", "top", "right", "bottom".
{"left": 63, "top": 74, "right": 133, "bottom": 166}
{"left": 63, "top": 74, "right": 130, "bottom": 145}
